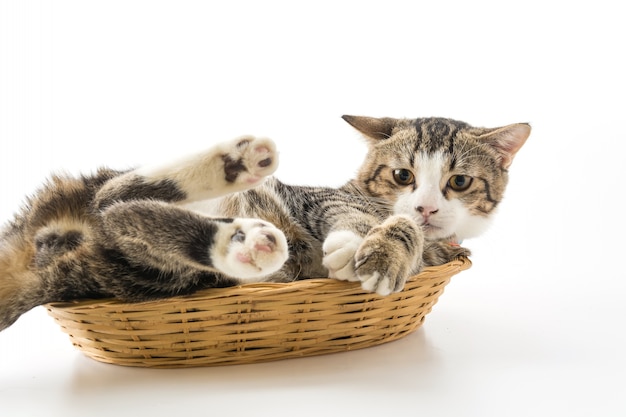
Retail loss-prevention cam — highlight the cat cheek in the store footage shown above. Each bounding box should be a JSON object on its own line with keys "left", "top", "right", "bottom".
{"left": 392, "top": 195, "right": 415, "bottom": 217}
{"left": 450, "top": 203, "right": 493, "bottom": 240}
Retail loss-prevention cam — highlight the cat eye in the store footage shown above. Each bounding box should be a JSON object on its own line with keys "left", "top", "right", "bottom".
{"left": 392, "top": 169, "right": 415, "bottom": 186}
{"left": 448, "top": 175, "right": 473, "bottom": 191}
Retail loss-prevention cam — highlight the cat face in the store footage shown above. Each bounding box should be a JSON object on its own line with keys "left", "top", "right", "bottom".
{"left": 344, "top": 116, "right": 530, "bottom": 241}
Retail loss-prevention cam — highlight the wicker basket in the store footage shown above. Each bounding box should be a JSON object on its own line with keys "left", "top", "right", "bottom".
{"left": 46, "top": 257, "right": 470, "bottom": 368}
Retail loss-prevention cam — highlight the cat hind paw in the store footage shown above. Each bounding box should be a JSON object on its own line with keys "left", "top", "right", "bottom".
{"left": 222, "top": 136, "right": 279, "bottom": 187}
{"left": 212, "top": 218, "right": 288, "bottom": 281}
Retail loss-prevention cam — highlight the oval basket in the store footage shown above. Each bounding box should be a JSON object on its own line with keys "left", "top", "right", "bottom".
{"left": 46, "top": 257, "right": 471, "bottom": 368}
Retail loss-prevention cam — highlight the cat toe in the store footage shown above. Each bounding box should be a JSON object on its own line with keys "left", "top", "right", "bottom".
{"left": 359, "top": 272, "right": 391, "bottom": 296}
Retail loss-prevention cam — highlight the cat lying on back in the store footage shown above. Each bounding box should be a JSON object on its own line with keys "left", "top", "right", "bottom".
{"left": 0, "top": 116, "right": 530, "bottom": 331}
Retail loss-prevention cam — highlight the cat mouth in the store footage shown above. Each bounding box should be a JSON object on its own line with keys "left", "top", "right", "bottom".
{"left": 421, "top": 222, "right": 441, "bottom": 231}
{"left": 421, "top": 223, "right": 446, "bottom": 237}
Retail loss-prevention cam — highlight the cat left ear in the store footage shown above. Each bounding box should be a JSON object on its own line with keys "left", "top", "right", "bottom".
{"left": 342, "top": 115, "right": 397, "bottom": 141}
{"left": 478, "top": 123, "right": 531, "bottom": 169}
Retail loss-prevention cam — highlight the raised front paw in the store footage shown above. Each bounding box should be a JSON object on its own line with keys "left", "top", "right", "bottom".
{"left": 354, "top": 216, "right": 423, "bottom": 296}
{"left": 212, "top": 218, "right": 288, "bottom": 281}
{"left": 353, "top": 242, "right": 407, "bottom": 296}
{"left": 322, "top": 230, "right": 364, "bottom": 282}
{"left": 221, "top": 136, "right": 279, "bottom": 187}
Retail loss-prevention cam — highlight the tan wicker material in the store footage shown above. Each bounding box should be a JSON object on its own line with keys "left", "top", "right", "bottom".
{"left": 46, "top": 257, "right": 470, "bottom": 368}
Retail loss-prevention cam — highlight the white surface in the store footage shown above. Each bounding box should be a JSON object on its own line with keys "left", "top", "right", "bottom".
{"left": 1, "top": 1, "right": 625, "bottom": 416}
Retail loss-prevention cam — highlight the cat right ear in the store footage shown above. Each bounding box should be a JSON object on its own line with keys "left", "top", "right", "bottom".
{"left": 477, "top": 123, "right": 531, "bottom": 169}
{"left": 342, "top": 115, "right": 397, "bottom": 141}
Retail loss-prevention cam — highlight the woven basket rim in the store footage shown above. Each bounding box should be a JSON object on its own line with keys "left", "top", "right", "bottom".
{"left": 46, "top": 257, "right": 471, "bottom": 368}
{"left": 47, "top": 257, "right": 471, "bottom": 310}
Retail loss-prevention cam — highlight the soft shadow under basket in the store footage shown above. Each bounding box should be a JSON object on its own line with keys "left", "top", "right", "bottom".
{"left": 46, "top": 257, "right": 471, "bottom": 368}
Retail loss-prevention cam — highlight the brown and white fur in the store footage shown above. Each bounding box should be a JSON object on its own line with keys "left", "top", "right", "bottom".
{"left": 0, "top": 116, "right": 530, "bottom": 331}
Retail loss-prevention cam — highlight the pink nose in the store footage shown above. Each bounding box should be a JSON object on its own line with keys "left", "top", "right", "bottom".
{"left": 417, "top": 206, "right": 439, "bottom": 218}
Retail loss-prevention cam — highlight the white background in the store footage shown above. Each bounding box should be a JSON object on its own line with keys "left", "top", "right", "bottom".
{"left": 1, "top": 1, "right": 625, "bottom": 416}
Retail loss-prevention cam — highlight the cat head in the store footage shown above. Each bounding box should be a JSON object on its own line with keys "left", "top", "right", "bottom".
{"left": 344, "top": 115, "right": 530, "bottom": 241}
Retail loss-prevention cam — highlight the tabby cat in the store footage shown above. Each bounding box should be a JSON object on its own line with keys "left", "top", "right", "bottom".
{"left": 0, "top": 116, "right": 530, "bottom": 331}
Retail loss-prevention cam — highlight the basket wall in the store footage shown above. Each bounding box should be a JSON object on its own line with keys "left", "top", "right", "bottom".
{"left": 46, "top": 257, "right": 471, "bottom": 368}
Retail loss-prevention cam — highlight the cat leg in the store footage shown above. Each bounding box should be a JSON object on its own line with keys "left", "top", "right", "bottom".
{"left": 100, "top": 200, "right": 288, "bottom": 281}
{"left": 94, "top": 136, "right": 279, "bottom": 210}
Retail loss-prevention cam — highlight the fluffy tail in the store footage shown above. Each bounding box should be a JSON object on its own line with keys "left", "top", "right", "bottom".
{"left": 0, "top": 235, "right": 47, "bottom": 331}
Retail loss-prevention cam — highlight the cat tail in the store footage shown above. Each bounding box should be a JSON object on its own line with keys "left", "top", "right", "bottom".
{"left": 0, "top": 234, "right": 47, "bottom": 331}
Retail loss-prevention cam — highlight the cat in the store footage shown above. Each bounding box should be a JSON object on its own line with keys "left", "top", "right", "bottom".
{"left": 0, "top": 116, "right": 530, "bottom": 331}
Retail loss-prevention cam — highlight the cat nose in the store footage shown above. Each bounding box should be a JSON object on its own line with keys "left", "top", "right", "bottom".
{"left": 416, "top": 206, "right": 439, "bottom": 217}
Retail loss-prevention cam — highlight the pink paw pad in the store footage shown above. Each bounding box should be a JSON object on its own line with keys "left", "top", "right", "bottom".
{"left": 236, "top": 252, "right": 252, "bottom": 263}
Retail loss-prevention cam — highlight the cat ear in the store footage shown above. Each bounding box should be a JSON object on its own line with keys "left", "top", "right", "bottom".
{"left": 342, "top": 115, "right": 397, "bottom": 141}
{"left": 477, "top": 123, "right": 531, "bottom": 169}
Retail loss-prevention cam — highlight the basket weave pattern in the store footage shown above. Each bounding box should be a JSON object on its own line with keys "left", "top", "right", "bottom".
{"left": 46, "top": 257, "right": 470, "bottom": 368}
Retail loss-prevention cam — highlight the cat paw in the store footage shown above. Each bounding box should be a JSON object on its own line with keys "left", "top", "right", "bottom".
{"left": 423, "top": 240, "right": 471, "bottom": 266}
{"left": 322, "top": 230, "right": 363, "bottom": 282}
{"left": 354, "top": 216, "right": 423, "bottom": 296}
{"left": 353, "top": 243, "right": 407, "bottom": 296}
{"left": 221, "top": 136, "right": 279, "bottom": 187}
{"left": 212, "top": 218, "right": 288, "bottom": 281}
